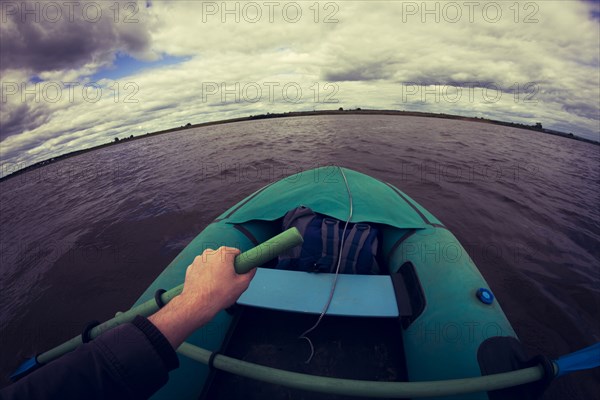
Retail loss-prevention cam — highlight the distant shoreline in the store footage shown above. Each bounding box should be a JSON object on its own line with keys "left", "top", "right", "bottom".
{"left": 1, "top": 109, "right": 597, "bottom": 182}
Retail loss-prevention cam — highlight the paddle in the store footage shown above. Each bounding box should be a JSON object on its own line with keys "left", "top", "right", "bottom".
{"left": 9, "top": 224, "right": 600, "bottom": 395}
{"left": 555, "top": 342, "right": 600, "bottom": 377}
{"left": 9, "top": 227, "right": 304, "bottom": 381}
{"left": 173, "top": 341, "right": 600, "bottom": 397}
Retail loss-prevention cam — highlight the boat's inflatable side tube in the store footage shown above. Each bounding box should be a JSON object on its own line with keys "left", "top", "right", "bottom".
{"left": 391, "top": 227, "right": 518, "bottom": 400}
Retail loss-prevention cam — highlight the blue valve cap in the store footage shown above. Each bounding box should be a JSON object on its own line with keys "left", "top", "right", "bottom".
{"left": 476, "top": 288, "right": 494, "bottom": 305}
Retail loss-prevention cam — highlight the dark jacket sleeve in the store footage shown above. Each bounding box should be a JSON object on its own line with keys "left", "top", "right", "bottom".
{"left": 1, "top": 316, "right": 179, "bottom": 400}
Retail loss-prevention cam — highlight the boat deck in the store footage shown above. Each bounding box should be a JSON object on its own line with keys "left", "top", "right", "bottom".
{"left": 202, "top": 306, "right": 409, "bottom": 400}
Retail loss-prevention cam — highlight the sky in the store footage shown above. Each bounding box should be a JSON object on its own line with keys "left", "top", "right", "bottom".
{"left": 1, "top": 0, "right": 599, "bottom": 175}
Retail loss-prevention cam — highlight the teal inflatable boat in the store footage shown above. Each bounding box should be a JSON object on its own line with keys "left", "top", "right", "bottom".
{"left": 13, "top": 166, "right": 599, "bottom": 399}
{"left": 130, "top": 166, "right": 538, "bottom": 399}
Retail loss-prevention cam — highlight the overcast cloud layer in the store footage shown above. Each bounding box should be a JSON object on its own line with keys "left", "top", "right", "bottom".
{"left": 1, "top": 0, "right": 599, "bottom": 175}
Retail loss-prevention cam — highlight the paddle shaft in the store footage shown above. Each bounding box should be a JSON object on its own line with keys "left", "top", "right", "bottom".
{"left": 177, "top": 341, "right": 557, "bottom": 398}
{"left": 36, "top": 228, "right": 303, "bottom": 365}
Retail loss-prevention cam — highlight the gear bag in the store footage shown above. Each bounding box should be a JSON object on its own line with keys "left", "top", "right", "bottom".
{"left": 277, "top": 206, "right": 380, "bottom": 274}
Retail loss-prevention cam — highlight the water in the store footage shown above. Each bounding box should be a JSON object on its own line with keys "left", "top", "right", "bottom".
{"left": 1, "top": 115, "right": 598, "bottom": 398}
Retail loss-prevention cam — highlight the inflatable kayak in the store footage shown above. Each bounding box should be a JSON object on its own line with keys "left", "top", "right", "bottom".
{"left": 13, "top": 166, "right": 599, "bottom": 399}
{"left": 131, "top": 166, "right": 530, "bottom": 399}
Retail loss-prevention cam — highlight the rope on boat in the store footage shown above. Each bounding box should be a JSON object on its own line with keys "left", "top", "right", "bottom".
{"left": 298, "top": 166, "right": 354, "bottom": 363}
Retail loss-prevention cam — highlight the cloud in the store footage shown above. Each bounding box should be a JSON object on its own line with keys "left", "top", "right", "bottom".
{"left": 1, "top": 0, "right": 599, "bottom": 174}
{"left": 0, "top": 101, "right": 52, "bottom": 140}
{"left": 0, "top": 0, "right": 156, "bottom": 75}
{"left": 324, "top": 61, "right": 397, "bottom": 82}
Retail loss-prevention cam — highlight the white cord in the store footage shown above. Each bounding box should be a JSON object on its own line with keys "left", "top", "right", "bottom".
{"left": 298, "top": 166, "right": 353, "bottom": 363}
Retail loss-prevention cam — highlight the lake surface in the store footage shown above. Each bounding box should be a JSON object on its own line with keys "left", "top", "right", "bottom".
{"left": 1, "top": 115, "right": 598, "bottom": 398}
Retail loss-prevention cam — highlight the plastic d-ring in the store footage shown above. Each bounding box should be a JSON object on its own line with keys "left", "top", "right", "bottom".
{"left": 154, "top": 289, "right": 167, "bottom": 308}
{"left": 208, "top": 351, "right": 220, "bottom": 370}
{"left": 82, "top": 321, "right": 100, "bottom": 343}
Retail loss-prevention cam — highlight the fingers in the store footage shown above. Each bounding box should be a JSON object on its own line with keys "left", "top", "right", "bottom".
{"left": 196, "top": 246, "right": 240, "bottom": 265}
{"left": 180, "top": 245, "right": 256, "bottom": 315}
{"left": 200, "top": 246, "right": 240, "bottom": 256}
{"left": 243, "top": 267, "right": 257, "bottom": 282}
{"left": 220, "top": 246, "right": 241, "bottom": 258}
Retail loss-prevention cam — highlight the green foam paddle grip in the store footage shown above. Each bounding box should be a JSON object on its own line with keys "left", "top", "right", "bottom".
{"left": 234, "top": 227, "right": 303, "bottom": 274}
